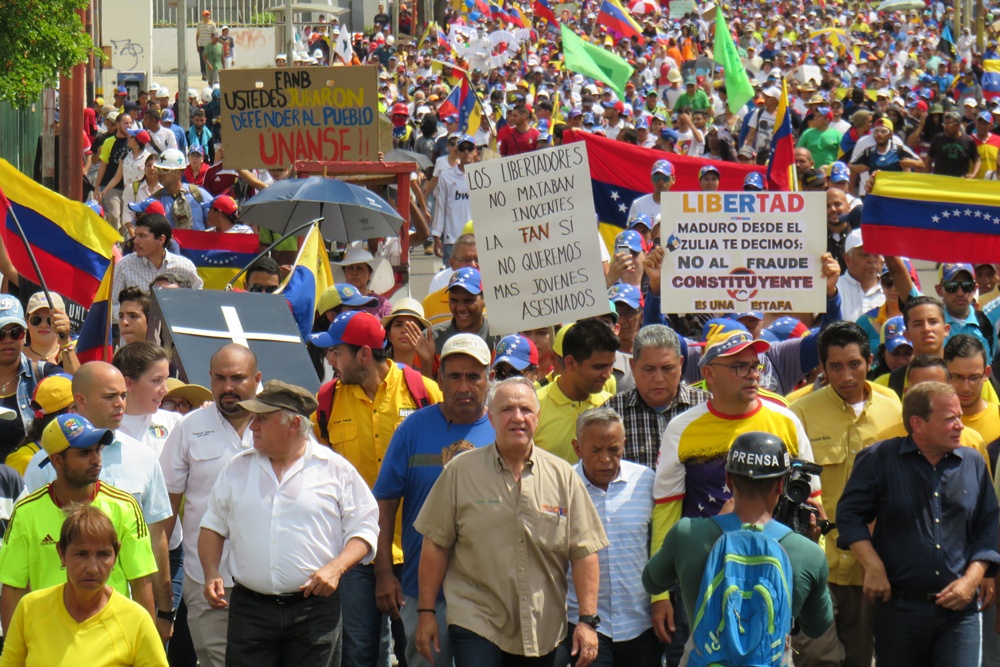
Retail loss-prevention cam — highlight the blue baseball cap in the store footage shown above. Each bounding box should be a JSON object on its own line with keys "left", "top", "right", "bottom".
{"left": 660, "top": 128, "right": 679, "bottom": 143}
{"left": 733, "top": 311, "right": 764, "bottom": 322}
{"left": 127, "top": 198, "right": 166, "bottom": 215}
{"left": 455, "top": 134, "right": 476, "bottom": 148}
{"left": 568, "top": 108, "right": 583, "bottom": 118}
{"left": 743, "top": 172, "right": 765, "bottom": 191}
{"left": 608, "top": 283, "right": 642, "bottom": 309}
{"left": 635, "top": 116, "right": 650, "bottom": 130}
{"left": 939, "top": 262, "right": 975, "bottom": 283}
{"left": 447, "top": 267, "right": 483, "bottom": 295}
{"left": 310, "top": 311, "right": 387, "bottom": 349}
{"left": 978, "top": 110, "right": 994, "bottom": 123}
{"left": 699, "top": 319, "right": 770, "bottom": 368}
{"left": 829, "top": 161, "right": 851, "bottom": 183}
{"left": 41, "top": 413, "right": 114, "bottom": 456}
{"left": 115, "top": 86, "right": 127, "bottom": 95}
{"left": 582, "top": 112, "right": 596, "bottom": 125}
{"left": 615, "top": 230, "right": 644, "bottom": 253}
{"left": 628, "top": 212, "right": 653, "bottom": 230}
{"left": 652, "top": 159, "right": 674, "bottom": 177}
{"left": 160, "top": 109, "right": 175, "bottom": 122}
{"left": 85, "top": 200, "right": 105, "bottom": 217}
{"left": 0, "top": 295, "right": 26, "bottom": 329}
{"left": 881, "top": 315, "right": 912, "bottom": 353}
{"left": 760, "top": 316, "right": 810, "bottom": 343}
{"left": 316, "top": 283, "right": 379, "bottom": 313}
{"left": 699, "top": 164, "right": 720, "bottom": 179}
{"left": 493, "top": 334, "right": 539, "bottom": 370}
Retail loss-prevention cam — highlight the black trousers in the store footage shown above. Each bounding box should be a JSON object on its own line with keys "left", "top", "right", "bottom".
{"left": 197, "top": 46, "right": 207, "bottom": 77}
{"left": 226, "top": 584, "right": 342, "bottom": 667}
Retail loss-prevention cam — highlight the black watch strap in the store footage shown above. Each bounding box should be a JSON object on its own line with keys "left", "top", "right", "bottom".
{"left": 578, "top": 614, "right": 601, "bottom": 629}
{"left": 157, "top": 608, "right": 178, "bottom": 622}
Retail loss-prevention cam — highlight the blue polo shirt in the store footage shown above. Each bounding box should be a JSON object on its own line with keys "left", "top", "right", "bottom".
{"left": 372, "top": 404, "right": 495, "bottom": 597}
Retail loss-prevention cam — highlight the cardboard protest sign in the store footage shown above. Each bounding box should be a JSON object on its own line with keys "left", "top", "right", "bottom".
{"left": 466, "top": 143, "right": 607, "bottom": 334}
{"left": 669, "top": 0, "right": 696, "bottom": 18}
{"left": 219, "top": 66, "right": 378, "bottom": 170}
{"left": 660, "top": 192, "right": 826, "bottom": 314}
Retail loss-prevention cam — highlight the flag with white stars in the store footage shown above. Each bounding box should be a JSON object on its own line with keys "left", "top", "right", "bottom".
{"left": 173, "top": 229, "right": 260, "bottom": 291}
{"left": 862, "top": 171, "right": 1000, "bottom": 263}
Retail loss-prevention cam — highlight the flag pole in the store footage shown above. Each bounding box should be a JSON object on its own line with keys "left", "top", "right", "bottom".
{"left": 102, "top": 258, "right": 116, "bottom": 362}
{"left": 6, "top": 205, "right": 57, "bottom": 311}
{"left": 225, "top": 219, "right": 318, "bottom": 290}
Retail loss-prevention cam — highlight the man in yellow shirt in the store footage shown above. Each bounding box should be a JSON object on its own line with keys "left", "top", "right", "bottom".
{"left": 534, "top": 320, "right": 618, "bottom": 463}
{"left": 309, "top": 310, "right": 442, "bottom": 667}
{"left": 789, "top": 322, "right": 901, "bottom": 667}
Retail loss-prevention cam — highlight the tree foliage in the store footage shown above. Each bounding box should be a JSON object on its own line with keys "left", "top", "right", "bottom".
{"left": 0, "top": 0, "right": 94, "bottom": 108}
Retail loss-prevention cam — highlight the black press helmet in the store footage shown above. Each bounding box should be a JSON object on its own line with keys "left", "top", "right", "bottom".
{"left": 725, "top": 432, "right": 790, "bottom": 479}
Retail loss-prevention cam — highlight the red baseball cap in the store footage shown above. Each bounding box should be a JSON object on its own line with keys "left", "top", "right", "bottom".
{"left": 127, "top": 198, "right": 166, "bottom": 216}
{"left": 210, "top": 195, "right": 238, "bottom": 217}
{"left": 310, "top": 311, "right": 386, "bottom": 349}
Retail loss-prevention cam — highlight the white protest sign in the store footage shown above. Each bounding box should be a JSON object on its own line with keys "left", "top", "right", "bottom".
{"left": 670, "top": 0, "right": 696, "bottom": 18}
{"left": 659, "top": 192, "right": 826, "bottom": 314}
{"left": 465, "top": 143, "right": 607, "bottom": 334}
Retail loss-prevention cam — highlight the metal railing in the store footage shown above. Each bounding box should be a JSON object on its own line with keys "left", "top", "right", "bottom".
{"left": 0, "top": 99, "right": 43, "bottom": 176}
{"left": 153, "top": 0, "right": 277, "bottom": 27}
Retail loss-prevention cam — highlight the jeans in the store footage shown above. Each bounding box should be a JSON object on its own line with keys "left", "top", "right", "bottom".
{"left": 400, "top": 594, "right": 451, "bottom": 667}
{"left": 873, "top": 598, "right": 981, "bottom": 667}
{"left": 340, "top": 563, "right": 392, "bottom": 667}
{"left": 442, "top": 243, "right": 454, "bottom": 269}
{"left": 556, "top": 625, "right": 662, "bottom": 667}
{"left": 226, "top": 585, "right": 342, "bottom": 667}
{"left": 665, "top": 591, "right": 689, "bottom": 667}
{"left": 450, "top": 625, "right": 557, "bottom": 667}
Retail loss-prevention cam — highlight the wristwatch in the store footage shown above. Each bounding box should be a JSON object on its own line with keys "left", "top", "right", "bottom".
{"left": 578, "top": 614, "right": 601, "bottom": 630}
{"left": 157, "top": 608, "right": 178, "bottom": 622}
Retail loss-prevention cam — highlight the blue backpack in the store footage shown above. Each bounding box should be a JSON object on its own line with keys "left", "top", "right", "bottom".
{"left": 688, "top": 513, "right": 793, "bottom": 667}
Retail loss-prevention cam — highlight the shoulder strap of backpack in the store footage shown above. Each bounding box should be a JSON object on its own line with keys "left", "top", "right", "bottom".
{"left": 400, "top": 365, "right": 432, "bottom": 408}
{"left": 187, "top": 184, "right": 204, "bottom": 204}
{"left": 710, "top": 512, "right": 744, "bottom": 534}
{"left": 316, "top": 379, "right": 338, "bottom": 442}
{"left": 763, "top": 518, "right": 793, "bottom": 542}
{"left": 975, "top": 310, "right": 996, "bottom": 354}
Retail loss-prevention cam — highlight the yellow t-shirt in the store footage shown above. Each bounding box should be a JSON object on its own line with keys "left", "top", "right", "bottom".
{"left": 534, "top": 380, "right": 613, "bottom": 463}
{"left": 4, "top": 442, "right": 41, "bottom": 476}
{"left": 874, "top": 371, "right": 1000, "bottom": 404}
{"left": 963, "top": 405, "right": 1000, "bottom": 445}
{"left": 0, "top": 584, "right": 167, "bottom": 667}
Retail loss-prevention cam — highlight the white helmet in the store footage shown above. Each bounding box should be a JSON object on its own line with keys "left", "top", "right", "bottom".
{"left": 157, "top": 87, "right": 170, "bottom": 98}
{"left": 201, "top": 87, "right": 213, "bottom": 103}
{"left": 188, "top": 88, "right": 199, "bottom": 99}
{"left": 156, "top": 148, "right": 188, "bottom": 170}
{"left": 386, "top": 34, "right": 395, "bottom": 45}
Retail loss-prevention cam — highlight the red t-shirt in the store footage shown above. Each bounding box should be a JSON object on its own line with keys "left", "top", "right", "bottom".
{"left": 497, "top": 125, "right": 540, "bottom": 156}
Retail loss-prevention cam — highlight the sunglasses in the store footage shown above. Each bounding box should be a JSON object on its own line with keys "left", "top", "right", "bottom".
{"left": 457, "top": 145, "right": 476, "bottom": 152}
{"left": 0, "top": 327, "right": 26, "bottom": 342}
{"left": 879, "top": 275, "right": 894, "bottom": 288}
{"left": 247, "top": 283, "right": 279, "bottom": 294}
{"left": 942, "top": 281, "right": 976, "bottom": 293}
{"left": 29, "top": 315, "right": 51, "bottom": 327}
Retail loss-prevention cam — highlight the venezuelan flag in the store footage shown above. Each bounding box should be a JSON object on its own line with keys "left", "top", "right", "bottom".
{"left": 508, "top": 5, "right": 527, "bottom": 28}
{"left": 766, "top": 78, "right": 797, "bottom": 191}
{"left": 75, "top": 260, "right": 116, "bottom": 364}
{"left": 277, "top": 223, "right": 333, "bottom": 341}
{"left": 598, "top": 0, "right": 642, "bottom": 42}
{"left": 172, "top": 229, "right": 260, "bottom": 291}
{"left": 863, "top": 173, "right": 1000, "bottom": 264}
{"left": 438, "top": 75, "right": 483, "bottom": 135}
{"left": 0, "top": 159, "right": 120, "bottom": 308}
{"left": 533, "top": 0, "right": 558, "bottom": 24}
{"left": 984, "top": 60, "right": 1000, "bottom": 100}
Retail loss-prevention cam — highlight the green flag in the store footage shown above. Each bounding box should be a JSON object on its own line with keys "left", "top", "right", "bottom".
{"left": 560, "top": 24, "right": 633, "bottom": 101}
{"left": 713, "top": 8, "right": 755, "bottom": 113}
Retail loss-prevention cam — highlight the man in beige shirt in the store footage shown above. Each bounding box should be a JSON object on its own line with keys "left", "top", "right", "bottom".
{"left": 414, "top": 377, "right": 608, "bottom": 667}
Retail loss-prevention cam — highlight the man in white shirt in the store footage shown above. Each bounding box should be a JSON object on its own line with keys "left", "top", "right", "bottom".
{"left": 160, "top": 344, "right": 260, "bottom": 667}
{"left": 199, "top": 379, "right": 379, "bottom": 667}
{"left": 627, "top": 159, "right": 674, "bottom": 222}
{"left": 431, "top": 134, "right": 476, "bottom": 268}
{"left": 142, "top": 109, "right": 178, "bottom": 153}
{"left": 836, "top": 229, "right": 884, "bottom": 322}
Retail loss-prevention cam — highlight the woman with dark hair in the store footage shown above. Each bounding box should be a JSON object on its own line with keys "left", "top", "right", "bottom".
{"left": 0, "top": 504, "right": 167, "bottom": 666}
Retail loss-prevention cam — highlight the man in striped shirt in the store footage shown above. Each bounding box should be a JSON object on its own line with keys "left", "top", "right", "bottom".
{"left": 196, "top": 11, "right": 217, "bottom": 80}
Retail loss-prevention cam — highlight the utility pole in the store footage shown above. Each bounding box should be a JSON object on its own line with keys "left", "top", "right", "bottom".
{"left": 178, "top": 0, "right": 190, "bottom": 127}
{"left": 287, "top": 0, "right": 296, "bottom": 64}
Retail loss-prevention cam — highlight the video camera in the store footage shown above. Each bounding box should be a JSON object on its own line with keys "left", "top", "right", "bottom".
{"left": 773, "top": 459, "right": 836, "bottom": 537}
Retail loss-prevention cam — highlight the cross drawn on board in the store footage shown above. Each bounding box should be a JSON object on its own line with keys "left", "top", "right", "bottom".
{"left": 170, "top": 306, "right": 302, "bottom": 348}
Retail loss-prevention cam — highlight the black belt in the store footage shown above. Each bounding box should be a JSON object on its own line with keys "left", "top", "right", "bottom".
{"left": 891, "top": 588, "right": 938, "bottom": 604}
{"left": 234, "top": 581, "right": 307, "bottom": 605}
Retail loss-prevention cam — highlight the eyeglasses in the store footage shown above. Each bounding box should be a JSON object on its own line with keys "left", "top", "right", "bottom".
{"left": 493, "top": 365, "right": 525, "bottom": 381}
{"left": 0, "top": 327, "right": 26, "bottom": 342}
{"left": 161, "top": 398, "right": 194, "bottom": 413}
{"left": 951, "top": 373, "right": 985, "bottom": 386}
{"left": 942, "top": 280, "right": 976, "bottom": 294}
{"left": 709, "top": 362, "right": 764, "bottom": 378}
{"left": 457, "top": 145, "right": 476, "bottom": 153}
{"left": 880, "top": 275, "right": 894, "bottom": 288}
{"left": 29, "top": 315, "right": 50, "bottom": 327}
{"left": 247, "top": 283, "right": 279, "bottom": 294}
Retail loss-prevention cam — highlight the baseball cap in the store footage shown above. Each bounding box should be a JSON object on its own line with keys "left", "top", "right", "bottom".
{"left": 965, "top": 98, "right": 979, "bottom": 107}
{"left": 440, "top": 333, "right": 491, "bottom": 366}
{"left": 160, "top": 109, "right": 175, "bottom": 122}
{"left": 801, "top": 169, "right": 827, "bottom": 188}
{"left": 660, "top": 128, "right": 680, "bottom": 143}
{"left": 829, "top": 161, "right": 850, "bottom": 183}
{"left": 455, "top": 134, "right": 476, "bottom": 148}
{"left": 615, "top": 230, "right": 644, "bottom": 253}
{"left": 738, "top": 145, "right": 757, "bottom": 160}
{"left": 733, "top": 311, "right": 764, "bottom": 322}
{"left": 127, "top": 198, "right": 167, "bottom": 216}
{"left": 0, "top": 295, "right": 26, "bottom": 329}
{"left": 115, "top": 86, "right": 127, "bottom": 95}
{"left": 126, "top": 128, "right": 151, "bottom": 145}
{"left": 762, "top": 86, "right": 781, "bottom": 98}
{"left": 493, "top": 334, "right": 538, "bottom": 370}
{"left": 699, "top": 164, "right": 720, "bottom": 179}
{"left": 881, "top": 315, "right": 912, "bottom": 353}
{"left": 310, "top": 311, "right": 386, "bottom": 349}
{"left": 26, "top": 291, "right": 66, "bottom": 315}
{"left": 939, "top": 263, "right": 974, "bottom": 283}
{"left": 210, "top": 195, "right": 238, "bottom": 217}
{"left": 31, "top": 374, "right": 74, "bottom": 418}
{"left": 447, "top": 267, "right": 483, "bottom": 295}
{"left": 760, "top": 316, "right": 810, "bottom": 343}
{"left": 698, "top": 321, "right": 770, "bottom": 368}
{"left": 651, "top": 159, "right": 674, "bottom": 177}
{"left": 42, "top": 414, "right": 114, "bottom": 456}
{"left": 316, "top": 284, "right": 378, "bottom": 314}
{"left": 844, "top": 228, "right": 864, "bottom": 255}
{"left": 608, "top": 283, "right": 642, "bottom": 309}
{"left": 628, "top": 212, "right": 653, "bottom": 230}
{"left": 978, "top": 110, "right": 994, "bottom": 123}
{"left": 874, "top": 118, "right": 894, "bottom": 133}
{"left": 236, "top": 380, "right": 319, "bottom": 417}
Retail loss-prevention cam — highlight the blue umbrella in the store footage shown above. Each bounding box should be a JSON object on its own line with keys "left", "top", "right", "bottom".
{"left": 239, "top": 176, "right": 404, "bottom": 243}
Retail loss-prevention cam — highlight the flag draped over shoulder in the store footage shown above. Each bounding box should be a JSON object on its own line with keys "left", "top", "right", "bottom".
{"left": 862, "top": 173, "right": 1000, "bottom": 263}
{"left": 766, "top": 78, "right": 797, "bottom": 192}
{"left": 172, "top": 229, "right": 260, "bottom": 291}
{"left": 0, "top": 159, "right": 120, "bottom": 308}
{"left": 560, "top": 24, "right": 633, "bottom": 101}
{"left": 713, "top": 8, "right": 755, "bottom": 113}
{"left": 278, "top": 224, "right": 333, "bottom": 341}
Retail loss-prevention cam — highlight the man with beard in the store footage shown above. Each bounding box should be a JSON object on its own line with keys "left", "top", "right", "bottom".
{"left": 849, "top": 118, "right": 923, "bottom": 175}
{"left": 159, "top": 344, "right": 261, "bottom": 667}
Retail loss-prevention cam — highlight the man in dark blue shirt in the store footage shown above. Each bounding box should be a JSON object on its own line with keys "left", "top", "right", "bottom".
{"left": 837, "top": 381, "right": 1000, "bottom": 667}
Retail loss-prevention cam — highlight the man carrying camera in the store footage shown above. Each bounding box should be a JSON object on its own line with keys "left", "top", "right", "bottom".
{"left": 644, "top": 432, "right": 834, "bottom": 664}
{"left": 788, "top": 321, "right": 902, "bottom": 667}
{"left": 837, "top": 381, "right": 1000, "bottom": 667}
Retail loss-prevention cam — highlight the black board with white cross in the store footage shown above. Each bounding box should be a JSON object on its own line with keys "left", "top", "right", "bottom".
{"left": 149, "top": 288, "right": 320, "bottom": 395}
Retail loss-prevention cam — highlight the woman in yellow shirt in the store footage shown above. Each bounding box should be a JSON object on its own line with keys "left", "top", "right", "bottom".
{"left": 0, "top": 505, "right": 167, "bottom": 667}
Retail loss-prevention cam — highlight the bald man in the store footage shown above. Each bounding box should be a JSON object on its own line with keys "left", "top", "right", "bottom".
{"left": 22, "top": 361, "right": 176, "bottom": 641}
{"left": 160, "top": 344, "right": 261, "bottom": 667}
